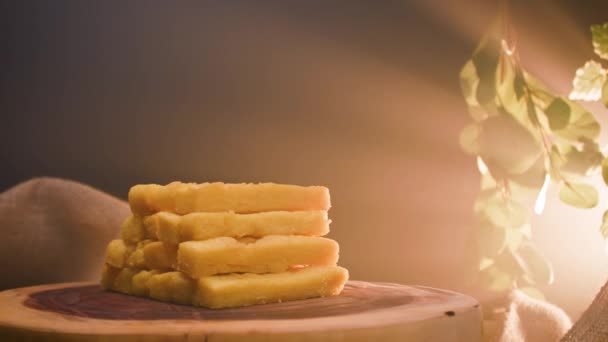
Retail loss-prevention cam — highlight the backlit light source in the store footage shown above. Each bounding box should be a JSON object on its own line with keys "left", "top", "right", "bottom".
{"left": 476, "top": 156, "right": 489, "bottom": 175}
{"left": 501, "top": 39, "right": 515, "bottom": 56}
{"left": 534, "top": 173, "right": 551, "bottom": 215}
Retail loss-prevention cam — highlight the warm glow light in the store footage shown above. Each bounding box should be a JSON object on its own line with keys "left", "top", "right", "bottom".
{"left": 534, "top": 173, "right": 550, "bottom": 215}
{"left": 604, "top": 240, "right": 608, "bottom": 256}
{"left": 568, "top": 61, "right": 607, "bottom": 101}
{"left": 479, "top": 257, "right": 494, "bottom": 271}
{"left": 412, "top": 0, "right": 608, "bottom": 319}
{"left": 477, "top": 156, "right": 489, "bottom": 175}
{"left": 501, "top": 39, "right": 515, "bottom": 56}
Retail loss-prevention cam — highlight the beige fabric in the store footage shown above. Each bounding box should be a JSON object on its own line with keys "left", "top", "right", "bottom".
{"left": 561, "top": 279, "right": 608, "bottom": 341}
{"left": 476, "top": 289, "right": 571, "bottom": 342}
{"left": 0, "top": 177, "right": 129, "bottom": 290}
{"left": 498, "top": 290, "right": 571, "bottom": 342}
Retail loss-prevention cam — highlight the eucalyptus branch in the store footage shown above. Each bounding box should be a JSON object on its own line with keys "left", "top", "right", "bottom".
{"left": 459, "top": 12, "right": 604, "bottom": 305}
{"left": 567, "top": 21, "right": 608, "bottom": 238}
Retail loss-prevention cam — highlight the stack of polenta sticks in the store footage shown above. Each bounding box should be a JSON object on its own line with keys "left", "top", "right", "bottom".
{"left": 101, "top": 182, "right": 349, "bottom": 309}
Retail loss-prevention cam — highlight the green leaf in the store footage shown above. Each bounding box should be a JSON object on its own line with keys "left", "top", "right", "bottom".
{"left": 560, "top": 140, "right": 603, "bottom": 178}
{"left": 602, "top": 157, "right": 608, "bottom": 185}
{"left": 459, "top": 123, "right": 481, "bottom": 155}
{"left": 548, "top": 97, "right": 600, "bottom": 141}
{"left": 475, "top": 219, "right": 507, "bottom": 258}
{"left": 514, "top": 72, "right": 525, "bottom": 100}
{"left": 478, "top": 264, "right": 513, "bottom": 292}
{"left": 516, "top": 241, "right": 554, "bottom": 286}
{"left": 601, "top": 210, "right": 608, "bottom": 239}
{"left": 460, "top": 60, "right": 480, "bottom": 107}
{"left": 524, "top": 72, "right": 555, "bottom": 107}
{"left": 549, "top": 145, "right": 564, "bottom": 180}
{"left": 466, "top": 106, "right": 489, "bottom": 122}
{"left": 545, "top": 97, "right": 570, "bottom": 130}
{"left": 494, "top": 247, "right": 526, "bottom": 279}
{"left": 569, "top": 61, "right": 607, "bottom": 101}
{"left": 505, "top": 224, "right": 531, "bottom": 252}
{"left": 591, "top": 23, "right": 608, "bottom": 60}
{"left": 477, "top": 191, "right": 530, "bottom": 229}
{"left": 478, "top": 114, "right": 542, "bottom": 176}
{"left": 472, "top": 38, "right": 500, "bottom": 105}
{"left": 479, "top": 257, "right": 494, "bottom": 271}
{"left": 559, "top": 181, "right": 599, "bottom": 208}
{"left": 498, "top": 67, "right": 530, "bottom": 126}
{"left": 509, "top": 155, "right": 546, "bottom": 189}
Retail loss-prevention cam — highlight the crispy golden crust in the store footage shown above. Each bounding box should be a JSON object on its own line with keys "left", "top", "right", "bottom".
{"left": 129, "top": 182, "right": 330, "bottom": 215}
{"left": 145, "top": 210, "right": 329, "bottom": 244}
{"left": 102, "top": 265, "right": 348, "bottom": 309}
{"left": 177, "top": 235, "right": 339, "bottom": 278}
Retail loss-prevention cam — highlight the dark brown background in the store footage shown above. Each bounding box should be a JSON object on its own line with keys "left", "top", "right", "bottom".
{"left": 2, "top": 0, "right": 608, "bottom": 319}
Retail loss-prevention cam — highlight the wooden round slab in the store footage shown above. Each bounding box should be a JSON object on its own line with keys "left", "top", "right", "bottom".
{"left": 0, "top": 281, "right": 481, "bottom": 341}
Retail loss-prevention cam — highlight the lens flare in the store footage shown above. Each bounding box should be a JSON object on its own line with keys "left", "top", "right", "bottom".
{"left": 476, "top": 156, "right": 489, "bottom": 175}
{"left": 534, "top": 173, "right": 550, "bottom": 215}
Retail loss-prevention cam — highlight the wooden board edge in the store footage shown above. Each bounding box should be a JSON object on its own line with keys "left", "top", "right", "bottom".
{"left": 0, "top": 281, "right": 482, "bottom": 338}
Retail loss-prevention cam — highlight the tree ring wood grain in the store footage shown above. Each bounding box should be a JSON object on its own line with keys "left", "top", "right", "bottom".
{"left": 0, "top": 281, "right": 482, "bottom": 341}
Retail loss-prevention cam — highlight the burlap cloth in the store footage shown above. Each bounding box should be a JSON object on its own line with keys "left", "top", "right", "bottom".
{"left": 0, "top": 177, "right": 599, "bottom": 341}
{"left": 0, "top": 177, "right": 128, "bottom": 290}
{"left": 561, "top": 280, "right": 608, "bottom": 341}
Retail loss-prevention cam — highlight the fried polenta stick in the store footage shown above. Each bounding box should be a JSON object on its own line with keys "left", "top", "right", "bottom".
{"left": 101, "top": 264, "right": 349, "bottom": 309}
{"left": 129, "top": 182, "right": 330, "bottom": 216}
{"left": 177, "top": 235, "right": 339, "bottom": 278}
{"left": 144, "top": 210, "right": 329, "bottom": 244}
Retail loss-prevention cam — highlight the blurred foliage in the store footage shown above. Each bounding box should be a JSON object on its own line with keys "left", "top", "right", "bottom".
{"left": 569, "top": 21, "right": 608, "bottom": 253}
{"left": 460, "top": 20, "right": 607, "bottom": 305}
{"left": 569, "top": 61, "right": 606, "bottom": 101}
{"left": 591, "top": 23, "right": 608, "bottom": 61}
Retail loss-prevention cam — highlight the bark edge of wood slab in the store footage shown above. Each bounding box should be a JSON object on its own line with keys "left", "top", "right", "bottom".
{"left": 0, "top": 281, "right": 482, "bottom": 341}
